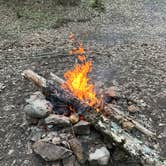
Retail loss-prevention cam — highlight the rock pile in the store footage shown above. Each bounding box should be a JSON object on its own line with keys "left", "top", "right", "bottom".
{"left": 24, "top": 91, "right": 112, "bottom": 166}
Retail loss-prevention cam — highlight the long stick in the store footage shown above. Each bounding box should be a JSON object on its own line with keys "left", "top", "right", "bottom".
{"left": 22, "top": 70, "right": 165, "bottom": 166}
{"left": 106, "top": 105, "right": 156, "bottom": 137}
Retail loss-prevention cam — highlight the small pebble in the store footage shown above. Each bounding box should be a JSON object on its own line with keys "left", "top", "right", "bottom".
{"left": 128, "top": 105, "right": 139, "bottom": 113}
{"left": 8, "top": 149, "right": 14, "bottom": 155}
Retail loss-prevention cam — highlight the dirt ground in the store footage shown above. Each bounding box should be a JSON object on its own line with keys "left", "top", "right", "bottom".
{"left": 0, "top": 0, "right": 166, "bottom": 165}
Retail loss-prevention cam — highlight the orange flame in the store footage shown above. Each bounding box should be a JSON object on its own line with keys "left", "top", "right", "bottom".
{"left": 69, "top": 44, "right": 85, "bottom": 55}
{"left": 62, "top": 34, "right": 98, "bottom": 106}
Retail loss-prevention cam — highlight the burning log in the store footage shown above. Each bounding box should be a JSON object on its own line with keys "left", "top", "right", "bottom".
{"left": 22, "top": 70, "right": 165, "bottom": 166}
{"left": 23, "top": 70, "right": 91, "bottom": 115}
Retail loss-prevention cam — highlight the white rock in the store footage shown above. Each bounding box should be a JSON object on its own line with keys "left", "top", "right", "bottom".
{"left": 24, "top": 91, "right": 53, "bottom": 119}
{"left": 8, "top": 149, "right": 14, "bottom": 155}
{"left": 24, "top": 99, "right": 53, "bottom": 118}
{"left": 52, "top": 137, "right": 61, "bottom": 144}
{"left": 89, "top": 147, "right": 110, "bottom": 165}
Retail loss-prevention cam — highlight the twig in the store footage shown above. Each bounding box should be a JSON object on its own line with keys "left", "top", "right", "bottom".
{"left": 106, "top": 104, "right": 156, "bottom": 137}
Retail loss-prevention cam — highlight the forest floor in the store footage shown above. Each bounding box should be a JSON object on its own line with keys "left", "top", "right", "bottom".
{"left": 0, "top": 0, "right": 165, "bottom": 165}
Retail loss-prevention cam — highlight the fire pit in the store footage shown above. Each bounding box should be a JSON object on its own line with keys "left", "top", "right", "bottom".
{"left": 22, "top": 35, "right": 165, "bottom": 166}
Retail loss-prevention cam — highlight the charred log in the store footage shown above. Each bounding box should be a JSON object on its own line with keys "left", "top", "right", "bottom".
{"left": 22, "top": 70, "right": 91, "bottom": 115}
{"left": 43, "top": 81, "right": 91, "bottom": 115}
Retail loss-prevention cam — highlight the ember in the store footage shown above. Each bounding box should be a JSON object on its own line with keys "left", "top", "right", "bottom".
{"left": 62, "top": 34, "right": 99, "bottom": 107}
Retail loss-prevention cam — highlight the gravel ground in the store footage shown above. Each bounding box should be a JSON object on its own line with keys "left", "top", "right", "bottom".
{"left": 0, "top": 0, "right": 166, "bottom": 165}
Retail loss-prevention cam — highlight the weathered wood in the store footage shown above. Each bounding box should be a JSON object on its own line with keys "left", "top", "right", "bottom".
{"left": 22, "top": 70, "right": 165, "bottom": 166}
{"left": 84, "top": 114, "right": 164, "bottom": 166}
{"left": 50, "top": 72, "right": 155, "bottom": 137}
{"left": 22, "top": 70, "right": 46, "bottom": 87}
{"left": 105, "top": 105, "right": 156, "bottom": 137}
{"left": 50, "top": 72, "right": 65, "bottom": 84}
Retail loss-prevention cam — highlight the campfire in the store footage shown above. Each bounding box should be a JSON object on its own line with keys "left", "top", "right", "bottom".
{"left": 62, "top": 34, "right": 99, "bottom": 108}
{"left": 22, "top": 34, "right": 164, "bottom": 166}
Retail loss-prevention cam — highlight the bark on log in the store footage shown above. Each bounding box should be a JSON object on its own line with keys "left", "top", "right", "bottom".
{"left": 22, "top": 70, "right": 165, "bottom": 166}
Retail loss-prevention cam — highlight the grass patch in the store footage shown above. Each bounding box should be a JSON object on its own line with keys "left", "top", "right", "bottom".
{"left": 89, "top": 0, "right": 105, "bottom": 12}
{"left": 15, "top": 6, "right": 58, "bottom": 29}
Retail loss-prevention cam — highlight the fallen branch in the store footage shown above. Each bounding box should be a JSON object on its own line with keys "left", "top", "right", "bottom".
{"left": 22, "top": 69, "right": 165, "bottom": 166}
{"left": 105, "top": 105, "right": 156, "bottom": 137}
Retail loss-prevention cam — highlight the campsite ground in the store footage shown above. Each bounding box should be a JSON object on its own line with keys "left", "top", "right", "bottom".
{"left": 0, "top": 0, "right": 165, "bottom": 165}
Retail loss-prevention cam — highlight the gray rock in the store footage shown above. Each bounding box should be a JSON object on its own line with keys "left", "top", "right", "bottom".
{"left": 3, "top": 105, "right": 15, "bottom": 111}
{"left": 23, "top": 160, "right": 30, "bottom": 165}
{"left": 52, "top": 161, "right": 61, "bottom": 166}
{"left": 24, "top": 99, "right": 53, "bottom": 118}
{"left": 75, "top": 160, "right": 81, "bottom": 166}
{"left": 59, "top": 133, "right": 71, "bottom": 140}
{"left": 41, "top": 131, "right": 58, "bottom": 142}
{"left": 74, "top": 120, "right": 90, "bottom": 135}
{"left": 158, "top": 130, "right": 166, "bottom": 138}
{"left": 62, "top": 155, "right": 76, "bottom": 166}
{"left": 26, "top": 91, "right": 45, "bottom": 103}
{"left": 0, "top": 83, "right": 6, "bottom": 92}
{"left": 89, "top": 147, "right": 110, "bottom": 165}
{"left": 30, "top": 127, "right": 44, "bottom": 142}
{"left": 33, "top": 140, "right": 72, "bottom": 161}
{"left": 45, "top": 114, "right": 70, "bottom": 127}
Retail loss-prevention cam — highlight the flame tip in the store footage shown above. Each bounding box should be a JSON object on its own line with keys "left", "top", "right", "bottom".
{"left": 62, "top": 34, "right": 99, "bottom": 107}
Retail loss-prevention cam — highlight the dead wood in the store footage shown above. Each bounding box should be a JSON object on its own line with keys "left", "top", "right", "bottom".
{"left": 50, "top": 72, "right": 65, "bottom": 84}
{"left": 22, "top": 69, "right": 46, "bottom": 88}
{"left": 105, "top": 105, "right": 156, "bottom": 137}
{"left": 22, "top": 69, "right": 165, "bottom": 166}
